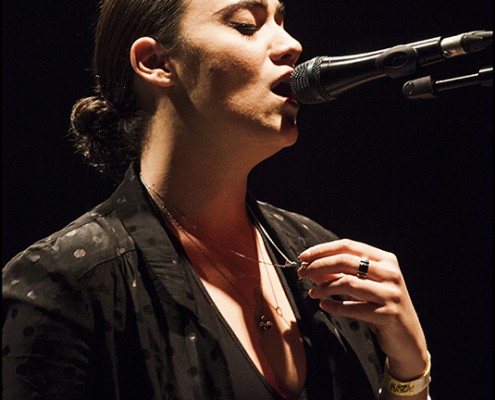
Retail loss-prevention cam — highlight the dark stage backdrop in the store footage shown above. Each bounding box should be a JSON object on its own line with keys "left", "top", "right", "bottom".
{"left": 2, "top": 1, "right": 493, "bottom": 399}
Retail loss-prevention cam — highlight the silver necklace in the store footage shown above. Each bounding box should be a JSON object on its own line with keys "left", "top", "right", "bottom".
{"left": 142, "top": 182, "right": 301, "bottom": 269}
{"left": 141, "top": 180, "right": 288, "bottom": 331}
{"left": 247, "top": 204, "right": 303, "bottom": 269}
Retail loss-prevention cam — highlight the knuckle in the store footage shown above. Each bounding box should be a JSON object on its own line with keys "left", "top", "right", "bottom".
{"left": 384, "top": 250, "right": 398, "bottom": 264}
{"left": 387, "top": 268, "right": 404, "bottom": 286}
{"left": 339, "top": 238, "right": 354, "bottom": 252}
{"left": 389, "top": 288, "right": 403, "bottom": 305}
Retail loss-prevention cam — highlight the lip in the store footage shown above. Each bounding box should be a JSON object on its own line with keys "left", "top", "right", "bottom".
{"left": 271, "top": 70, "right": 298, "bottom": 104}
{"left": 285, "top": 97, "right": 299, "bottom": 108}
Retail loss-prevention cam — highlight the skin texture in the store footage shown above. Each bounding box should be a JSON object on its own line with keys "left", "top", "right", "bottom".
{"left": 170, "top": 0, "right": 301, "bottom": 153}
{"left": 298, "top": 239, "right": 430, "bottom": 399}
{"left": 130, "top": 1, "right": 429, "bottom": 399}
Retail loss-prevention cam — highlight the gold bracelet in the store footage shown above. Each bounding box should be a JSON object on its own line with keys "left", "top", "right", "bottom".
{"left": 381, "top": 352, "right": 431, "bottom": 397}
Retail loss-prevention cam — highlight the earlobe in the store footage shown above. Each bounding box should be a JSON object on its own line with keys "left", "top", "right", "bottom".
{"left": 130, "top": 37, "right": 174, "bottom": 87}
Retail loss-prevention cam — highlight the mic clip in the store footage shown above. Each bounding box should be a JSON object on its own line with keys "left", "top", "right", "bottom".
{"left": 402, "top": 66, "right": 493, "bottom": 99}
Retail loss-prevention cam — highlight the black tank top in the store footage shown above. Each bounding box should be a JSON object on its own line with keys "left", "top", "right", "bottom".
{"left": 184, "top": 242, "right": 334, "bottom": 400}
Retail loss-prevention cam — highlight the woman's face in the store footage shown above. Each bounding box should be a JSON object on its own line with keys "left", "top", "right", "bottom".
{"left": 170, "top": 0, "right": 303, "bottom": 151}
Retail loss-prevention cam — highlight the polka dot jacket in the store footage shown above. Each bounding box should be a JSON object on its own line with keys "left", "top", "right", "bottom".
{"left": 2, "top": 164, "right": 383, "bottom": 400}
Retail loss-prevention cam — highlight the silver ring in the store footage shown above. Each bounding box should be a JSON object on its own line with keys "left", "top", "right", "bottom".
{"left": 357, "top": 258, "right": 369, "bottom": 279}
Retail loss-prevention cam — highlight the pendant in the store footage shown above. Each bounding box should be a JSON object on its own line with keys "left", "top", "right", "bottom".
{"left": 258, "top": 315, "right": 273, "bottom": 331}
{"left": 283, "top": 259, "right": 302, "bottom": 268}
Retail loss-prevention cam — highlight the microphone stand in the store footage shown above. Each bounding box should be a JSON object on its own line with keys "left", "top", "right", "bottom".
{"left": 402, "top": 66, "right": 493, "bottom": 99}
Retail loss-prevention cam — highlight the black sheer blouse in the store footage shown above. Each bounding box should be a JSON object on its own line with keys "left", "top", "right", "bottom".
{"left": 3, "top": 164, "right": 382, "bottom": 400}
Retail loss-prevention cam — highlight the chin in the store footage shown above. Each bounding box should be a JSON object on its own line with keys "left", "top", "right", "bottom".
{"left": 280, "top": 116, "right": 299, "bottom": 144}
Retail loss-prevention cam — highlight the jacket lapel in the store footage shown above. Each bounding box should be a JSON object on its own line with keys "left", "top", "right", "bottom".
{"left": 252, "top": 197, "right": 382, "bottom": 395}
{"left": 111, "top": 165, "right": 197, "bottom": 316}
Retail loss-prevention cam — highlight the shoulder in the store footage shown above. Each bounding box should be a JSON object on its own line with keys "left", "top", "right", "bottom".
{"left": 3, "top": 164, "right": 161, "bottom": 305}
{"left": 3, "top": 200, "right": 136, "bottom": 294}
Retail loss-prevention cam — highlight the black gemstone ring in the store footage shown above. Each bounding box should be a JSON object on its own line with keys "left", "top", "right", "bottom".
{"left": 357, "top": 258, "right": 370, "bottom": 279}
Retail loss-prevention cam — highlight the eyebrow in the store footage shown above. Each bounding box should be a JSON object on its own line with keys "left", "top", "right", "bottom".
{"left": 215, "top": 0, "right": 286, "bottom": 18}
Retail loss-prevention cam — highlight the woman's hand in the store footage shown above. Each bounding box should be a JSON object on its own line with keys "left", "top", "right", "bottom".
{"left": 298, "top": 238, "right": 429, "bottom": 382}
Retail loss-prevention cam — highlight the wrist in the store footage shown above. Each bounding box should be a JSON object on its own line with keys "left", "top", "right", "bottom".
{"left": 386, "top": 349, "right": 430, "bottom": 381}
{"left": 381, "top": 351, "right": 431, "bottom": 397}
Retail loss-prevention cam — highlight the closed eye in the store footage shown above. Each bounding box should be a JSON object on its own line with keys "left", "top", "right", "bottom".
{"left": 229, "top": 22, "right": 258, "bottom": 36}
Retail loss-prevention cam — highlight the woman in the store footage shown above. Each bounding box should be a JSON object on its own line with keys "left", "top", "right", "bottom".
{"left": 2, "top": 0, "right": 430, "bottom": 399}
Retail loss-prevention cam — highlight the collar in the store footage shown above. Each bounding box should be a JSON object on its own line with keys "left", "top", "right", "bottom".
{"left": 111, "top": 163, "right": 197, "bottom": 315}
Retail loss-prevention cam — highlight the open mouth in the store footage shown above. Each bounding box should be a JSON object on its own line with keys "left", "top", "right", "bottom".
{"left": 271, "top": 81, "right": 293, "bottom": 99}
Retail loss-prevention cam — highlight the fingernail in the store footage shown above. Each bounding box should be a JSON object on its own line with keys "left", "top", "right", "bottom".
{"left": 299, "top": 249, "right": 310, "bottom": 259}
{"left": 297, "top": 262, "right": 308, "bottom": 276}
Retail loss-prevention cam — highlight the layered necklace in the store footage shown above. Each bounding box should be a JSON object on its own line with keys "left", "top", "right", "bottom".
{"left": 141, "top": 179, "right": 301, "bottom": 331}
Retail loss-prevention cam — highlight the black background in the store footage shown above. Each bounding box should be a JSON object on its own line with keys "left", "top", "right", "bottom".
{"left": 2, "top": 1, "right": 493, "bottom": 399}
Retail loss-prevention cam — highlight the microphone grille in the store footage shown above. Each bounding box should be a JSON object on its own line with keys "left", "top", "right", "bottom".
{"left": 290, "top": 57, "right": 336, "bottom": 104}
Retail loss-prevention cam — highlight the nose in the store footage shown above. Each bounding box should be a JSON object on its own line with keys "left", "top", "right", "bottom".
{"left": 270, "top": 27, "right": 303, "bottom": 67}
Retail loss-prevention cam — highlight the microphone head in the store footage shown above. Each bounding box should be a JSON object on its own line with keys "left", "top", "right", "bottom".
{"left": 290, "top": 57, "right": 337, "bottom": 104}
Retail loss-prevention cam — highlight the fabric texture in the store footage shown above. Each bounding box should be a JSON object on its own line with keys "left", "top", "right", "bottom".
{"left": 3, "top": 164, "right": 383, "bottom": 400}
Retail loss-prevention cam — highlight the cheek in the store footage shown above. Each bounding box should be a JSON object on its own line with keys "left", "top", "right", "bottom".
{"left": 175, "top": 40, "right": 265, "bottom": 109}
{"left": 183, "top": 38, "right": 262, "bottom": 92}
{"left": 207, "top": 57, "right": 260, "bottom": 97}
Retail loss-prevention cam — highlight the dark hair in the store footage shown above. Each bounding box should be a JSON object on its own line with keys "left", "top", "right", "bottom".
{"left": 69, "top": 0, "right": 186, "bottom": 182}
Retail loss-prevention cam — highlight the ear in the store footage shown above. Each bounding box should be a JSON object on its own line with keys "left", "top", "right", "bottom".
{"left": 130, "top": 37, "right": 175, "bottom": 87}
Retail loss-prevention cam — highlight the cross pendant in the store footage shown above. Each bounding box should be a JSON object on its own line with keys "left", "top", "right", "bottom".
{"left": 258, "top": 315, "right": 273, "bottom": 331}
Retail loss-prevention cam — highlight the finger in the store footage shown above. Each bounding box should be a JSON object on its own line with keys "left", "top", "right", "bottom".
{"left": 299, "top": 238, "right": 386, "bottom": 263}
{"left": 308, "top": 275, "right": 394, "bottom": 305}
{"left": 299, "top": 254, "right": 382, "bottom": 282}
{"left": 317, "top": 297, "right": 385, "bottom": 324}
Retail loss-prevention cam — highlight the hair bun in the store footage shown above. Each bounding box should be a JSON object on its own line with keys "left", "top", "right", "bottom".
{"left": 70, "top": 95, "right": 120, "bottom": 139}
{"left": 69, "top": 95, "right": 132, "bottom": 178}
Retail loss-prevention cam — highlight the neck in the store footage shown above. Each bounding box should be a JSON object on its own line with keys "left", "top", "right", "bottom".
{"left": 139, "top": 106, "right": 276, "bottom": 242}
{"left": 140, "top": 152, "right": 253, "bottom": 245}
{"left": 142, "top": 176, "right": 258, "bottom": 266}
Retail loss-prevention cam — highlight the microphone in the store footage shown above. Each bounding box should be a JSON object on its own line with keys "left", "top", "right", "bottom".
{"left": 290, "top": 30, "right": 493, "bottom": 104}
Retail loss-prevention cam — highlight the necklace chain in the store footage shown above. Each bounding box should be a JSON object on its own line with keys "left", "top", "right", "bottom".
{"left": 141, "top": 179, "right": 297, "bottom": 331}
{"left": 142, "top": 181, "right": 300, "bottom": 269}
{"left": 247, "top": 204, "right": 302, "bottom": 269}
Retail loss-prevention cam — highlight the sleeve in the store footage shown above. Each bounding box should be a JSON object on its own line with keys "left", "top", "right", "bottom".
{"left": 2, "top": 248, "right": 93, "bottom": 400}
